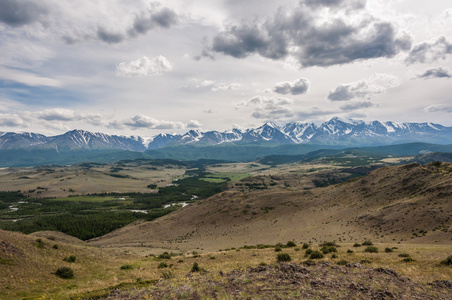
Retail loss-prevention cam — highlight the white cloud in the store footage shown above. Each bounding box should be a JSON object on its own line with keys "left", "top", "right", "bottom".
{"left": 180, "top": 78, "right": 241, "bottom": 91}
{"left": 425, "top": 104, "right": 452, "bottom": 113}
{"left": 236, "top": 96, "right": 294, "bottom": 119}
{"left": 273, "top": 78, "right": 310, "bottom": 95}
{"left": 120, "top": 114, "right": 201, "bottom": 130}
{"left": 0, "top": 67, "right": 61, "bottom": 87}
{"left": 328, "top": 73, "right": 400, "bottom": 101}
{"left": 115, "top": 56, "right": 173, "bottom": 77}
{"left": 0, "top": 113, "right": 25, "bottom": 127}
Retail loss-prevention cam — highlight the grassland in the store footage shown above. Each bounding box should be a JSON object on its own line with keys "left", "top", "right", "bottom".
{"left": 1, "top": 228, "right": 451, "bottom": 299}
{"left": 1, "top": 159, "right": 452, "bottom": 298}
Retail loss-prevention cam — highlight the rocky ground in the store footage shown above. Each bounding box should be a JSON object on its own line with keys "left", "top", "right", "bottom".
{"left": 102, "top": 262, "right": 452, "bottom": 299}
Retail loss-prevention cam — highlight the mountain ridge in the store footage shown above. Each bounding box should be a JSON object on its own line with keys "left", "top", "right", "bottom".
{"left": 1, "top": 117, "right": 452, "bottom": 152}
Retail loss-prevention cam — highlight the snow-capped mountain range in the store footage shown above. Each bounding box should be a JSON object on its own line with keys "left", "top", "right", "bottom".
{"left": 1, "top": 117, "right": 452, "bottom": 152}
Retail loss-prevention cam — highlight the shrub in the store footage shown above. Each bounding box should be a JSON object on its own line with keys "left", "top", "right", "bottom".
{"left": 304, "top": 249, "right": 313, "bottom": 257}
{"left": 360, "top": 259, "right": 372, "bottom": 264}
{"left": 178, "top": 259, "right": 184, "bottom": 263}
{"left": 276, "top": 253, "right": 292, "bottom": 262}
{"left": 331, "top": 254, "right": 338, "bottom": 259}
{"left": 158, "top": 262, "right": 168, "bottom": 269}
{"left": 63, "top": 255, "right": 76, "bottom": 263}
{"left": 286, "top": 241, "right": 297, "bottom": 247}
{"left": 440, "top": 255, "right": 452, "bottom": 266}
{"left": 401, "top": 257, "right": 415, "bottom": 262}
{"left": 161, "top": 271, "right": 174, "bottom": 279}
{"left": 35, "top": 238, "right": 45, "bottom": 248}
{"left": 55, "top": 266, "right": 74, "bottom": 279}
{"left": 337, "top": 260, "right": 348, "bottom": 265}
{"left": 294, "top": 247, "right": 300, "bottom": 252}
{"left": 362, "top": 240, "right": 373, "bottom": 246}
{"left": 120, "top": 264, "right": 133, "bottom": 270}
{"left": 321, "top": 246, "right": 337, "bottom": 254}
{"left": 52, "top": 244, "right": 59, "bottom": 249}
{"left": 303, "top": 259, "right": 315, "bottom": 266}
{"left": 274, "top": 245, "right": 282, "bottom": 252}
{"left": 158, "top": 252, "right": 171, "bottom": 259}
{"left": 385, "top": 247, "right": 393, "bottom": 253}
{"left": 191, "top": 262, "right": 202, "bottom": 272}
{"left": 353, "top": 243, "right": 361, "bottom": 247}
{"left": 309, "top": 250, "right": 324, "bottom": 259}
{"left": 259, "top": 262, "right": 267, "bottom": 266}
{"left": 302, "top": 243, "right": 309, "bottom": 249}
{"left": 320, "top": 241, "right": 339, "bottom": 247}
{"left": 364, "top": 246, "right": 378, "bottom": 253}
{"left": 347, "top": 249, "right": 353, "bottom": 254}
{"left": 398, "top": 253, "right": 410, "bottom": 258}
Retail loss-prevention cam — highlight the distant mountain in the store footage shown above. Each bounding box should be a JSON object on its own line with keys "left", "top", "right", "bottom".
{"left": 1, "top": 117, "right": 452, "bottom": 152}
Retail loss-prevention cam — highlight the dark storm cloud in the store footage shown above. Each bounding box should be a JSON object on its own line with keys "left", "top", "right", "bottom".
{"left": 0, "top": 0, "right": 49, "bottom": 27}
{"left": 204, "top": 2, "right": 411, "bottom": 67}
{"left": 405, "top": 36, "right": 452, "bottom": 64}
{"left": 417, "top": 67, "right": 451, "bottom": 79}
{"left": 274, "top": 78, "right": 310, "bottom": 95}
{"left": 97, "top": 27, "right": 126, "bottom": 44}
{"left": 340, "top": 100, "right": 374, "bottom": 111}
{"left": 128, "top": 7, "right": 178, "bottom": 37}
{"left": 93, "top": 6, "right": 178, "bottom": 44}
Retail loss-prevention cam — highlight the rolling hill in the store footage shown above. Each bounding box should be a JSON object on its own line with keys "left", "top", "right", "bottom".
{"left": 89, "top": 162, "right": 452, "bottom": 252}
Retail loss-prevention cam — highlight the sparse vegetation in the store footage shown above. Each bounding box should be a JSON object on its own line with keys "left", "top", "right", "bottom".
{"left": 440, "top": 255, "right": 452, "bottom": 266}
{"left": 120, "top": 264, "right": 134, "bottom": 270}
{"left": 158, "top": 252, "right": 171, "bottom": 259}
{"left": 63, "top": 255, "right": 76, "bottom": 263}
{"left": 309, "top": 250, "right": 324, "bottom": 259}
{"left": 55, "top": 266, "right": 74, "bottom": 279}
{"left": 286, "top": 241, "right": 296, "bottom": 247}
{"left": 276, "top": 253, "right": 292, "bottom": 262}
{"left": 364, "top": 246, "right": 378, "bottom": 253}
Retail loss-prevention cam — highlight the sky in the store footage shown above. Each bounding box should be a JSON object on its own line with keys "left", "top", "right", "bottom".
{"left": 0, "top": 0, "right": 452, "bottom": 137}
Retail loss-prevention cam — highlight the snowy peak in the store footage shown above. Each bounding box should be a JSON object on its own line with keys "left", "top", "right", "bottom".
{"left": 1, "top": 117, "right": 452, "bottom": 151}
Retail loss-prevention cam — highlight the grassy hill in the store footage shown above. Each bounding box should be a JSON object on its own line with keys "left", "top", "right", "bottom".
{"left": 89, "top": 162, "right": 452, "bottom": 253}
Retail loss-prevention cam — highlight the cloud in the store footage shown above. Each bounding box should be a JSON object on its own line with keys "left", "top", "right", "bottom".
{"left": 273, "top": 78, "right": 310, "bottom": 95}
{"left": 295, "top": 107, "right": 338, "bottom": 119}
{"left": 340, "top": 100, "right": 375, "bottom": 111}
{"left": 424, "top": 104, "right": 452, "bottom": 113}
{"left": 180, "top": 78, "right": 241, "bottom": 91}
{"left": 0, "top": 67, "right": 62, "bottom": 87}
{"left": 0, "top": 0, "right": 49, "bottom": 27}
{"left": 237, "top": 96, "right": 294, "bottom": 119}
{"left": 128, "top": 6, "right": 178, "bottom": 37}
{"left": 328, "top": 73, "right": 399, "bottom": 101}
{"left": 116, "top": 56, "right": 173, "bottom": 77}
{"left": 304, "top": 0, "right": 367, "bottom": 11}
{"left": 0, "top": 113, "right": 25, "bottom": 127}
{"left": 35, "top": 108, "right": 105, "bottom": 126}
{"left": 416, "top": 67, "right": 451, "bottom": 79}
{"left": 405, "top": 36, "right": 452, "bottom": 64}
{"left": 95, "top": 4, "right": 178, "bottom": 44}
{"left": 120, "top": 114, "right": 201, "bottom": 130}
{"left": 203, "top": 1, "right": 412, "bottom": 67}
{"left": 187, "top": 120, "right": 202, "bottom": 128}
{"left": 96, "top": 27, "right": 125, "bottom": 44}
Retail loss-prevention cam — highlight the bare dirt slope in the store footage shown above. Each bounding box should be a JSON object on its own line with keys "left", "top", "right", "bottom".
{"left": 89, "top": 162, "right": 452, "bottom": 254}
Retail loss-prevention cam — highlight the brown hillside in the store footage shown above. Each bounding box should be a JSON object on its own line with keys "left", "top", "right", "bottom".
{"left": 89, "top": 162, "right": 452, "bottom": 254}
